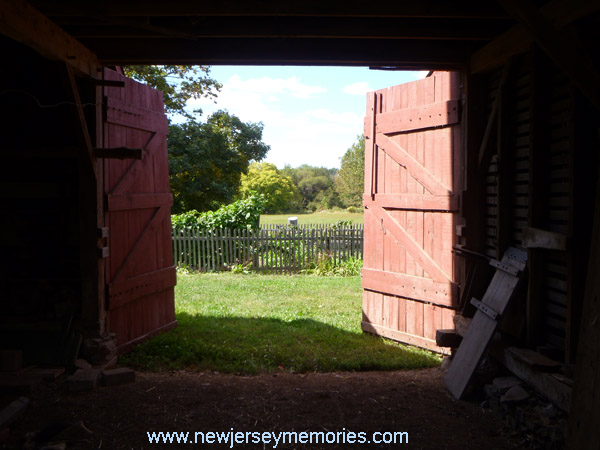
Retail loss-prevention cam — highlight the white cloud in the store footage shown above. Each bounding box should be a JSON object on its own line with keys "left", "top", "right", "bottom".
{"left": 342, "top": 81, "right": 372, "bottom": 96}
{"left": 185, "top": 72, "right": 365, "bottom": 168}
{"left": 225, "top": 75, "right": 326, "bottom": 99}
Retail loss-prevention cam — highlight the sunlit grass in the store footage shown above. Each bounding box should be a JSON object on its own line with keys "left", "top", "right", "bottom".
{"left": 121, "top": 273, "right": 440, "bottom": 374}
{"left": 260, "top": 210, "right": 363, "bottom": 225}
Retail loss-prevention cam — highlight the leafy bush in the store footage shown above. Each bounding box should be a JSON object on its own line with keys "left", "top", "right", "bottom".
{"left": 331, "top": 219, "right": 353, "bottom": 229}
{"left": 346, "top": 206, "right": 362, "bottom": 214}
{"left": 306, "top": 256, "right": 363, "bottom": 277}
{"left": 172, "top": 192, "right": 266, "bottom": 231}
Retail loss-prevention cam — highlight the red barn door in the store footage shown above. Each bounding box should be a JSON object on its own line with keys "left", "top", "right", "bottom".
{"left": 362, "top": 72, "right": 462, "bottom": 352}
{"left": 102, "top": 68, "right": 177, "bottom": 353}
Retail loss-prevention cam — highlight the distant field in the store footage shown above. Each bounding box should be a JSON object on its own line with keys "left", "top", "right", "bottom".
{"left": 261, "top": 210, "right": 364, "bottom": 225}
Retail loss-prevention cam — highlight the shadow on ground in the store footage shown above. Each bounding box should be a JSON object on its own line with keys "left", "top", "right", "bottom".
{"left": 120, "top": 313, "right": 440, "bottom": 373}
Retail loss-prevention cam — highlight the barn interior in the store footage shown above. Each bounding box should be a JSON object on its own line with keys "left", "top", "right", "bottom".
{"left": 1, "top": 0, "right": 599, "bottom": 448}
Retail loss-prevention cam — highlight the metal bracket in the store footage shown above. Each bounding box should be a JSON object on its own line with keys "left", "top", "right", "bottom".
{"left": 470, "top": 297, "right": 499, "bottom": 320}
{"left": 489, "top": 259, "right": 521, "bottom": 276}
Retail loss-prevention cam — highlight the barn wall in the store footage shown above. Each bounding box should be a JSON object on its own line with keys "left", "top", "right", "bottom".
{"left": 0, "top": 37, "right": 99, "bottom": 365}
{"left": 465, "top": 47, "right": 599, "bottom": 365}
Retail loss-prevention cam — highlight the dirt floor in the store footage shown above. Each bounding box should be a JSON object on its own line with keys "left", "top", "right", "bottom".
{"left": 7, "top": 368, "right": 525, "bottom": 450}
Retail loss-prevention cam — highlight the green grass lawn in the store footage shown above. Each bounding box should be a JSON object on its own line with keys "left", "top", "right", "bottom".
{"left": 260, "top": 210, "right": 363, "bottom": 225}
{"left": 120, "top": 273, "right": 440, "bottom": 374}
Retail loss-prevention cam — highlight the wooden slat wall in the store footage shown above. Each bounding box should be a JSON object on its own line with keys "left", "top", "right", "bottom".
{"left": 478, "top": 51, "right": 576, "bottom": 362}
{"left": 510, "top": 65, "right": 532, "bottom": 246}
{"left": 484, "top": 68, "right": 502, "bottom": 259}
{"left": 538, "top": 69, "right": 572, "bottom": 355}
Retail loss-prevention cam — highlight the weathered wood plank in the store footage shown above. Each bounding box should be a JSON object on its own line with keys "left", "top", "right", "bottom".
{"left": 105, "top": 97, "right": 169, "bottom": 134}
{"left": 107, "top": 193, "right": 173, "bottom": 211}
{"left": 362, "top": 268, "right": 457, "bottom": 307}
{"left": 444, "top": 248, "right": 527, "bottom": 399}
{"left": 94, "top": 147, "right": 144, "bottom": 160}
{"left": 108, "top": 266, "right": 177, "bottom": 309}
{"left": 375, "top": 100, "right": 459, "bottom": 134}
{"left": 522, "top": 226, "right": 567, "bottom": 250}
{"left": 376, "top": 134, "right": 451, "bottom": 196}
{"left": 502, "top": 347, "right": 571, "bottom": 412}
{"left": 368, "top": 204, "right": 451, "bottom": 283}
{"left": 364, "top": 193, "right": 458, "bottom": 211}
{"left": 362, "top": 321, "right": 447, "bottom": 354}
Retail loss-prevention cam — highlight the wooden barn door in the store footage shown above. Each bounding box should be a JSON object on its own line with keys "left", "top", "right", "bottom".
{"left": 362, "top": 72, "right": 462, "bottom": 352}
{"left": 102, "top": 68, "right": 176, "bottom": 353}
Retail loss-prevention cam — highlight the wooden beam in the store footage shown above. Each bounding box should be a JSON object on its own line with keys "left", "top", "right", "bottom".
{"left": 471, "top": 0, "right": 600, "bottom": 74}
{"left": 33, "top": 1, "right": 509, "bottom": 19}
{"left": 65, "top": 64, "right": 96, "bottom": 177}
{"left": 526, "top": 48, "right": 553, "bottom": 350}
{"left": 86, "top": 37, "right": 471, "bottom": 68}
{"left": 62, "top": 15, "right": 509, "bottom": 41}
{"left": 502, "top": 347, "right": 571, "bottom": 412}
{"left": 364, "top": 193, "right": 459, "bottom": 212}
{"left": 375, "top": 100, "right": 459, "bottom": 134}
{"left": 0, "top": 0, "right": 100, "bottom": 78}
{"left": 567, "top": 168, "right": 600, "bottom": 449}
{"left": 436, "top": 329, "right": 463, "bottom": 348}
{"left": 477, "top": 60, "right": 514, "bottom": 170}
{"left": 496, "top": 0, "right": 600, "bottom": 111}
{"left": 522, "top": 226, "right": 568, "bottom": 251}
{"left": 362, "top": 268, "right": 457, "bottom": 307}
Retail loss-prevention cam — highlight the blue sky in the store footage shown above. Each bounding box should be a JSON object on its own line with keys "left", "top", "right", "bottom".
{"left": 186, "top": 67, "right": 427, "bottom": 169}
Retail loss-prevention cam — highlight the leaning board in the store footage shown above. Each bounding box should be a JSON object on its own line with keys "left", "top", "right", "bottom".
{"left": 445, "top": 247, "right": 527, "bottom": 398}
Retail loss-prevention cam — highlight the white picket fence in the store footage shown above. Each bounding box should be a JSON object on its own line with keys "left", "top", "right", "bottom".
{"left": 172, "top": 224, "right": 364, "bottom": 273}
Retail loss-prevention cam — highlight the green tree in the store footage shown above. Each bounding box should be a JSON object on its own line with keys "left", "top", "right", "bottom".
{"left": 239, "top": 163, "right": 300, "bottom": 213}
{"left": 168, "top": 111, "right": 270, "bottom": 213}
{"left": 123, "top": 65, "right": 221, "bottom": 119}
{"left": 335, "top": 135, "right": 365, "bottom": 208}
{"left": 281, "top": 164, "right": 341, "bottom": 211}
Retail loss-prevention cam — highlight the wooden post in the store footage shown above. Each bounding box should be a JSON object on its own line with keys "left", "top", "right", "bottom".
{"left": 496, "top": 61, "right": 517, "bottom": 259}
{"left": 526, "top": 47, "right": 552, "bottom": 348}
{"left": 66, "top": 63, "right": 105, "bottom": 337}
{"left": 567, "top": 164, "right": 600, "bottom": 450}
{"left": 566, "top": 96, "right": 599, "bottom": 364}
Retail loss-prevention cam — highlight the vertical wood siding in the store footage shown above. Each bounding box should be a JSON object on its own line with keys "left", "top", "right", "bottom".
{"left": 361, "top": 72, "right": 462, "bottom": 352}
{"left": 102, "top": 68, "right": 176, "bottom": 353}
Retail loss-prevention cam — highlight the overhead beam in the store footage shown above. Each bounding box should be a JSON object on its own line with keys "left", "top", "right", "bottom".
{"left": 471, "top": 0, "right": 600, "bottom": 74}
{"left": 496, "top": 0, "right": 600, "bottom": 112}
{"left": 87, "top": 37, "right": 472, "bottom": 68}
{"left": 0, "top": 0, "right": 101, "bottom": 78}
{"left": 32, "top": 0, "right": 509, "bottom": 19}
{"left": 62, "top": 17, "right": 509, "bottom": 41}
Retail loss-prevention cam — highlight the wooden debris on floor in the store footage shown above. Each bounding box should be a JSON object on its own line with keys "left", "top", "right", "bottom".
{"left": 501, "top": 346, "right": 571, "bottom": 413}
